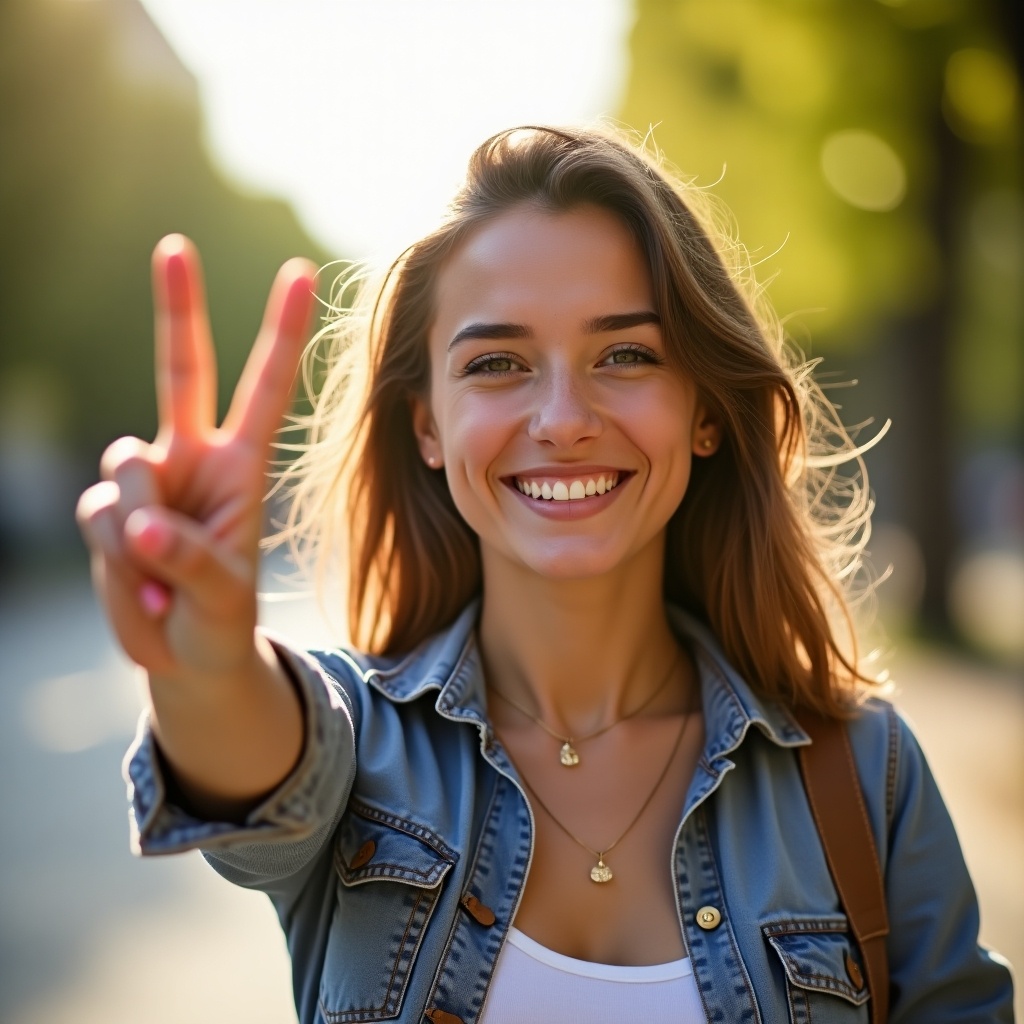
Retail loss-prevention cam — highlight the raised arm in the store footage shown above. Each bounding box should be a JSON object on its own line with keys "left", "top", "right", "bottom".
{"left": 77, "top": 236, "right": 316, "bottom": 820}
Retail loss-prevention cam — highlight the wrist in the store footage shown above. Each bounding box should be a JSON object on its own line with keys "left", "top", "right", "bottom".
{"left": 148, "top": 630, "right": 277, "bottom": 706}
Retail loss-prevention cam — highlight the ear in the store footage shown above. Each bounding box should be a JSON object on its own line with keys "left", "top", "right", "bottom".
{"left": 691, "top": 401, "right": 722, "bottom": 457}
{"left": 410, "top": 393, "right": 443, "bottom": 469}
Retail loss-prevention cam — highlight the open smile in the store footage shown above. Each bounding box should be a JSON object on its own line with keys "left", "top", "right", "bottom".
{"left": 512, "top": 472, "right": 622, "bottom": 502}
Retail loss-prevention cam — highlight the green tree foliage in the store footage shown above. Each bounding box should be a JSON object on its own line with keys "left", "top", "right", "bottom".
{"left": 619, "top": 0, "right": 1020, "bottom": 427}
{"left": 0, "top": 0, "right": 332, "bottom": 464}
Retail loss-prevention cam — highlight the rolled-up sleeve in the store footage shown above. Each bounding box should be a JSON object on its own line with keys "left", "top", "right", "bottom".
{"left": 122, "top": 635, "right": 358, "bottom": 889}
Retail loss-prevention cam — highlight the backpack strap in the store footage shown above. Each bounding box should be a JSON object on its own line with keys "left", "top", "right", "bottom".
{"left": 795, "top": 709, "right": 890, "bottom": 1024}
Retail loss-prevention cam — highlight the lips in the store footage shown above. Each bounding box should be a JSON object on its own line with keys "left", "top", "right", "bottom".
{"left": 512, "top": 472, "right": 621, "bottom": 502}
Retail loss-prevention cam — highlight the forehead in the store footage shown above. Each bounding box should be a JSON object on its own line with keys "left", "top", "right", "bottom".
{"left": 430, "top": 204, "right": 655, "bottom": 339}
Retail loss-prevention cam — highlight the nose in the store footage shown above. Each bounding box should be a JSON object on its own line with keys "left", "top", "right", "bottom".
{"left": 527, "top": 367, "right": 602, "bottom": 448}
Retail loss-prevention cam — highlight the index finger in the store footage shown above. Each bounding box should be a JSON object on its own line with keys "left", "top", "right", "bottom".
{"left": 152, "top": 235, "right": 218, "bottom": 439}
{"left": 222, "top": 258, "right": 316, "bottom": 451}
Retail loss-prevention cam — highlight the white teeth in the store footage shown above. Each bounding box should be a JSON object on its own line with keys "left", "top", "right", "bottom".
{"left": 515, "top": 473, "right": 620, "bottom": 501}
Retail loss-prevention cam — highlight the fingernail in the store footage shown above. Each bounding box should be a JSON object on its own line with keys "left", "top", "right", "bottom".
{"left": 139, "top": 581, "right": 170, "bottom": 617}
{"left": 127, "top": 511, "right": 171, "bottom": 556}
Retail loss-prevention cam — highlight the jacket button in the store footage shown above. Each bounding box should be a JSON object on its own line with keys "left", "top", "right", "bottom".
{"left": 425, "top": 1009, "right": 464, "bottom": 1024}
{"left": 695, "top": 905, "right": 722, "bottom": 930}
{"left": 349, "top": 840, "right": 376, "bottom": 870}
{"left": 845, "top": 951, "right": 864, "bottom": 988}
{"left": 460, "top": 893, "right": 497, "bottom": 926}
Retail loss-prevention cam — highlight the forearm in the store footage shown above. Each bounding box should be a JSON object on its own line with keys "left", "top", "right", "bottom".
{"left": 147, "top": 630, "right": 304, "bottom": 821}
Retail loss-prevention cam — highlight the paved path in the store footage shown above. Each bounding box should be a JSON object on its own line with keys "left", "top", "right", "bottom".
{"left": 1, "top": 570, "right": 1019, "bottom": 1022}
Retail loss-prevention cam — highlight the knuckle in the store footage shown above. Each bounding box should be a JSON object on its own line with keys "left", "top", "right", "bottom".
{"left": 80, "top": 506, "right": 122, "bottom": 558}
{"left": 114, "top": 461, "right": 161, "bottom": 510}
{"left": 76, "top": 481, "right": 120, "bottom": 526}
{"left": 100, "top": 436, "right": 150, "bottom": 480}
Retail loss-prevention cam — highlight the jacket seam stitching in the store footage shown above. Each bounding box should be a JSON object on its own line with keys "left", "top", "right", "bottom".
{"left": 762, "top": 919, "right": 848, "bottom": 936}
{"left": 460, "top": 769, "right": 502, "bottom": 908}
{"left": 885, "top": 702, "right": 899, "bottom": 834}
{"left": 423, "top": 772, "right": 507, "bottom": 1020}
{"left": 337, "top": 861, "right": 447, "bottom": 885}
{"left": 347, "top": 799, "right": 458, "bottom": 863}
{"left": 319, "top": 887, "right": 429, "bottom": 1022}
{"left": 695, "top": 804, "right": 765, "bottom": 1024}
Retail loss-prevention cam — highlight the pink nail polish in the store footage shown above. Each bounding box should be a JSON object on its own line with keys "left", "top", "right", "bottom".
{"left": 139, "top": 581, "right": 170, "bottom": 617}
{"left": 130, "top": 513, "right": 170, "bottom": 556}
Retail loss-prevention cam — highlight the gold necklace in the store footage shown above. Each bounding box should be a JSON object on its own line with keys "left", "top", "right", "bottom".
{"left": 514, "top": 702, "right": 694, "bottom": 884}
{"left": 489, "top": 651, "right": 681, "bottom": 767}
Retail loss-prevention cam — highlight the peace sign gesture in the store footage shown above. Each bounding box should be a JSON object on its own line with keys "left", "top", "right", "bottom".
{"left": 77, "top": 236, "right": 314, "bottom": 807}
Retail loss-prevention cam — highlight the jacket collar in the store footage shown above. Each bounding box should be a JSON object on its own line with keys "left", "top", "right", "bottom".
{"left": 357, "top": 599, "right": 809, "bottom": 753}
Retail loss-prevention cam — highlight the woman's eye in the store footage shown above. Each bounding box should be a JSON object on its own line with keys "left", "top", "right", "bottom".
{"left": 463, "top": 353, "right": 524, "bottom": 376}
{"left": 602, "top": 345, "right": 659, "bottom": 367}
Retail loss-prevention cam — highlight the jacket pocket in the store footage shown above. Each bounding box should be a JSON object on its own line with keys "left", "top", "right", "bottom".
{"left": 319, "top": 801, "right": 457, "bottom": 1022}
{"left": 762, "top": 917, "right": 869, "bottom": 1024}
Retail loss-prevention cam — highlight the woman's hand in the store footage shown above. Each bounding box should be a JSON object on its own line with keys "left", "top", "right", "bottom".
{"left": 78, "top": 235, "right": 314, "bottom": 679}
{"left": 76, "top": 235, "right": 315, "bottom": 811}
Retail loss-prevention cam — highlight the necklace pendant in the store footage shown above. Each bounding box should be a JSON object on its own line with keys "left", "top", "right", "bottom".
{"left": 559, "top": 741, "right": 580, "bottom": 767}
{"left": 590, "top": 857, "right": 613, "bottom": 884}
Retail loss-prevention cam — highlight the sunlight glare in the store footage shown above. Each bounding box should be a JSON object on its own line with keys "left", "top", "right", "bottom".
{"left": 139, "top": 0, "right": 632, "bottom": 264}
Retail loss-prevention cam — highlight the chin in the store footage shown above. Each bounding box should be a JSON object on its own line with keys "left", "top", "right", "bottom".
{"left": 515, "top": 541, "right": 639, "bottom": 583}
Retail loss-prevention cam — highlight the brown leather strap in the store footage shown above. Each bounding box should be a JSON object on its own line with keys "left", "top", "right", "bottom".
{"left": 795, "top": 709, "right": 890, "bottom": 1024}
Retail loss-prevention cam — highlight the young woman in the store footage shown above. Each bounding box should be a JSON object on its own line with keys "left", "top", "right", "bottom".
{"left": 77, "top": 126, "right": 1013, "bottom": 1023}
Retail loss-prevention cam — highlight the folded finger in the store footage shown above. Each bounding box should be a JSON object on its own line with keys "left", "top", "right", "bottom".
{"left": 110, "top": 446, "right": 163, "bottom": 521}
{"left": 123, "top": 506, "right": 253, "bottom": 615}
{"left": 224, "top": 258, "right": 316, "bottom": 451}
{"left": 77, "top": 481, "right": 124, "bottom": 559}
{"left": 98, "top": 437, "right": 166, "bottom": 573}
{"left": 77, "top": 487, "right": 179, "bottom": 671}
{"left": 153, "top": 235, "right": 218, "bottom": 440}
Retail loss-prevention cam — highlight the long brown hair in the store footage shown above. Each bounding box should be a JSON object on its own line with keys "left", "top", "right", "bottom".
{"left": 276, "top": 125, "right": 881, "bottom": 716}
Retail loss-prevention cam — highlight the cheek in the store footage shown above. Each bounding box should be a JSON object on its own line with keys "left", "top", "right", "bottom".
{"left": 622, "top": 383, "right": 695, "bottom": 449}
{"left": 622, "top": 388, "right": 697, "bottom": 500}
{"left": 435, "top": 390, "right": 522, "bottom": 472}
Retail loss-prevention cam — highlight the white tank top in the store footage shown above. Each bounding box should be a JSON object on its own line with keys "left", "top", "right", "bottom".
{"left": 479, "top": 927, "right": 707, "bottom": 1023}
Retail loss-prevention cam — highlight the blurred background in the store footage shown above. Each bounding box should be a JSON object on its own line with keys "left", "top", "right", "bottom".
{"left": 0, "top": 0, "right": 1020, "bottom": 1020}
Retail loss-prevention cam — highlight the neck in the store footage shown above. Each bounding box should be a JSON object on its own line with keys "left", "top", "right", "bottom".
{"left": 478, "top": 544, "right": 689, "bottom": 734}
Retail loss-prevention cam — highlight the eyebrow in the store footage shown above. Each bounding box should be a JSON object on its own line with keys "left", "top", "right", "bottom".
{"left": 447, "top": 310, "right": 661, "bottom": 350}
{"left": 448, "top": 321, "right": 531, "bottom": 350}
{"left": 584, "top": 311, "right": 661, "bottom": 334}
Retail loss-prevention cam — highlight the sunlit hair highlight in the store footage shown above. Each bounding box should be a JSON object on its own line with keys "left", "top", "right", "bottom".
{"left": 275, "top": 124, "right": 883, "bottom": 717}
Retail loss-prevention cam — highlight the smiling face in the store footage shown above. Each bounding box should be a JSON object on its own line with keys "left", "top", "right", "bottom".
{"left": 412, "top": 202, "right": 718, "bottom": 585}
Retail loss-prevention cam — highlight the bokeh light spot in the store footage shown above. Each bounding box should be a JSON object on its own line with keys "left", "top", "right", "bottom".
{"left": 22, "top": 667, "right": 140, "bottom": 754}
{"left": 950, "top": 548, "right": 1024, "bottom": 664}
{"left": 820, "top": 130, "right": 907, "bottom": 212}
{"left": 944, "top": 48, "right": 1019, "bottom": 141}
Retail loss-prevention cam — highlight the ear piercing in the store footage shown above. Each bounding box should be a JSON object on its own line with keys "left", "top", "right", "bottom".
{"left": 427, "top": 456, "right": 438, "bottom": 467}
{"left": 701, "top": 438, "right": 714, "bottom": 450}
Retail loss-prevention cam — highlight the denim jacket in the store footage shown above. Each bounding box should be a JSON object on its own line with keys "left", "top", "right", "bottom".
{"left": 124, "top": 603, "right": 1014, "bottom": 1023}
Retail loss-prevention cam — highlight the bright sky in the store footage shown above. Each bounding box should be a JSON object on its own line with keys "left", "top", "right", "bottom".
{"left": 139, "top": 0, "right": 634, "bottom": 264}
